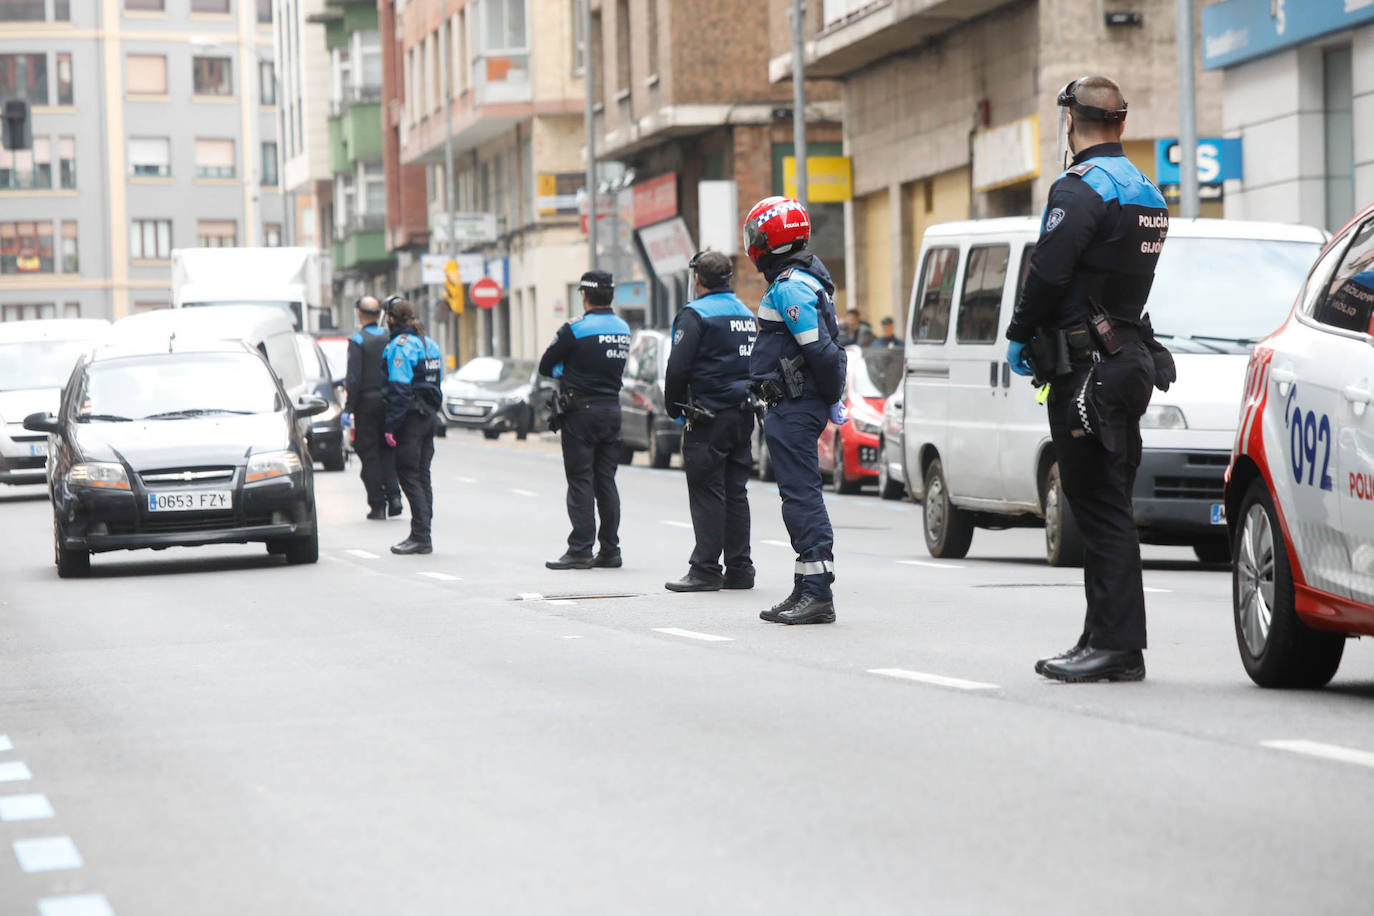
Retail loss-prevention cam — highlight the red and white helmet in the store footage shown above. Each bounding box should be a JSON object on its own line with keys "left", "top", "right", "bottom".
{"left": 742, "top": 196, "right": 811, "bottom": 268}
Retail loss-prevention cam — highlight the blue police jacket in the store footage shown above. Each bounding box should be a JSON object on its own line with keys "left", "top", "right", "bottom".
{"left": 664, "top": 290, "right": 757, "bottom": 414}
{"left": 537, "top": 308, "right": 631, "bottom": 399}
{"left": 749, "top": 253, "right": 847, "bottom": 405}
{"left": 1008, "top": 142, "right": 1169, "bottom": 342}
{"left": 382, "top": 324, "right": 444, "bottom": 432}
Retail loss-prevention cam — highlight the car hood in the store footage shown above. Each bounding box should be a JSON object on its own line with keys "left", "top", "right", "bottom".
{"left": 74, "top": 413, "right": 291, "bottom": 468}
{"left": 1152, "top": 353, "right": 1250, "bottom": 431}
{"left": 442, "top": 378, "right": 531, "bottom": 399}
{"left": 0, "top": 387, "right": 59, "bottom": 425}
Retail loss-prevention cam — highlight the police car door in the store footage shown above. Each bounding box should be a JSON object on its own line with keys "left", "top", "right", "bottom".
{"left": 946, "top": 243, "right": 1011, "bottom": 502}
{"left": 902, "top": 244, "right": 960, "bottom": 500}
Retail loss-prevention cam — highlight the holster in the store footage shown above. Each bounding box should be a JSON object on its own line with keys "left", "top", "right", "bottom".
{"left": 1027, "top": 330, "right": 1071, "bottom": 387}
{"left": 751, "top": 379, "right": 784, "bottom": 408}
{"left": 779, "top": 354, "right": 805, "bottom": 400}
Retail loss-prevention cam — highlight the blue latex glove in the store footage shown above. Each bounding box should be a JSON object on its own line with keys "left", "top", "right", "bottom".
{"left": 341, "top": 411, "right": 352, "bottom": 429}
{"left": 672, "top": 415, "right": 686, "bottom": 426}
{"left": 1007, "top": 340, "right": 1033, "bottom": 377}
{"left": 829, "top": 402, "right": 850, "bottom": 426}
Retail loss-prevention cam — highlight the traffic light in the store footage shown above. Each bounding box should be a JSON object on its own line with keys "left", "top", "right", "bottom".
{"left": 2, "top": 100, "right": 31, "bottom": 151}
{"left": 444, "top": 260, "right": 464, "bottom": 315}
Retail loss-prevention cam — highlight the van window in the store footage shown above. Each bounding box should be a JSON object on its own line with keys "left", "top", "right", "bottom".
{"left": 912, "top": 247, "right": 959, "bottom": 344}
{"left": 1016, "top": 243, "right": 1035, "bottom": 301}
{"left": 1313, "top": 217, "right": 1374, "bottom": 335}
{"left": 955, "top": 245, "right": 1009, "bottom": 344}
{"left": 262, "top": 331, "right": 303, "bottom": 390}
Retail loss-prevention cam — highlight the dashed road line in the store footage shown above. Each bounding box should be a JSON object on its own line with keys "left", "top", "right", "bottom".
{"left": 0, "top": 794, "right": 54, "bottom": 821}
{"left": 418, "top": 571, "right": 462, "bottom": 582}
{"left": 1143, "top": 587, "right": 1172, "bottom": 594}
{"left": 660, "top": 520, "right": 692, "bottom": 529}
{"left": 897, "top": 559, "right": 965, "bottom": 570}
{"left": 13, "top": 836, "right": 83, "bottom": 872}
{"left": 510, "top": 488, "right": 538, "bottom": 497}
{"left": 761, "top": 539, "right": 790, "bottom": 548}
{"left": 0, "top": 761, "right": 32, "bottom": 782}
{"left": 562, "top": 635, "right": 585, "bottom": 640}
{"left": 869, "top": 668, "right": 1000, "bottom": 692}
{"left": 455, "top": 476, "right": 477, "bottom": 484}
{"left": 1261, "top": 739, "right": 1374, "bottom": 770}
{"left": 345, "top": 549, "right": 380, "bottom": 560}
{"left": 652, "top": 627, "right": 734, "bottom": 643}
{"left": 882, "top": 504, "right": 913, "bottom": 512}
{"left": 518, "top": 592, "right": 543, "bottom": 600}
{"left": 547, "top": 599, "right": 577, "bottom": 606}
{"left": 39, "top": 894, "right": 116, "bottom": 916}
{"left": 0, "top": 734, "right": 10, "bottom": 752}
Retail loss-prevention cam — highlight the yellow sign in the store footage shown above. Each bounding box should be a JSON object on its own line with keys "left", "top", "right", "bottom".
{"left": 783, "top": 156, "right": 853, "bottom": 203}
{"left": 972, "top": 115, "right": 1040, "bottom": 192}
{"left": 445, "top": 259, "right": 465, "bottom": 315}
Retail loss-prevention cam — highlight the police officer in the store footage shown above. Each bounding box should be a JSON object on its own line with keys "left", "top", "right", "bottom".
{"left": 382, "top": 297, "right": 443, "bottom": 556}
{"left": 662, "top": 251, "right": 757, "bottom": 592}
{"left": 344, "top": 296, "right": 403, "bottom": 520}
{"left": 539, "top": 271, "right": 631, "bottom": 570}
{"left": 745, "top": 197, "right": 847, "bottom": 625}
{"left": 1005, "top": 75, "right": 1169, "bottom": 682}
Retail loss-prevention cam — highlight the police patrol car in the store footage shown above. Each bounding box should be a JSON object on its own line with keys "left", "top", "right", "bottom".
{"left": 1225, "top": 203, "right": 1374, "bottom": 688}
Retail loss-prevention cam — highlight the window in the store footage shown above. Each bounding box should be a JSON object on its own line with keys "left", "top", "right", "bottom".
{"left": 191, "top": 0, "right": 230, "bottom": 12}
{"left": 129, "top": 136, "right": 170, "bottom": 177}
{"left": 955, "top": 245, "right": 1009, "bottom": 344}
{"left": 263, "top": 223, "right": 282, "bottom": 247}
{"left": 483, "top": 0, "right": 527, "bottom": 52}
{"left": 195, "top": 138, "right": 235, "bottom": 179}
{"left": 362, "top": 162, "right": 385, "bottom": 214}
{"left": 125, "top": 0, "right": 165, "bottom": 9}
{"left": 58, "top": 135, "right": 74, "bottom": 188}
{"left": 614, "top": 0, "right": 629, "bottom": 90}
{"left": 571, "top": 0, "right": 585, "bottom": 74}
{"left": 2, "top": 303, "right": 55, "bottom": 321}
{"left": 0, "top": 139, "right": 52, "bottom": 190}
{"left": 912, "top": 247, "right": 958, "bottom": 344}
{"left": 130, "top": 219, "right": 171, "bottom": 260}
{"left": 261, "top": 141, "right": 277, "bottom": 186}
{"left": 52, "top": 52, "right": 72, "bottom": 106}
{"left": 0, "top": 53, "right": 48, "bottom": 105}
{"left": 0, "top": 1, "right": 46, "bottom": 22}
{"left": 0, "top": 221, "right": 54, "bottom": 274}
{"left": 192, "top": 56, "right": 232, "bottom": 96}
{"left": 60, "top": 220, "right": 77, "bottom": 273}
{"left": 197, "top": 219, "right": 236, "bottom": 247}
{"left": 126, "top": 54, "right": 167, "bottom": 95}
{"left": 359, "top": 30, "right": 381, "bottom": 90}
{"left": 55, "top": 0, "right": 68, "bottom": 19}
{"left": 1314, "top": 218, "right": 1374, "bottom": 335}
{"left": 63, "top": 301, "right": 79, "bottom": 318}
{"left": 1324, "top": 45, "right": 1354, "bottom": 233}
{"left": 259, "top": 60, "right": 275, "bottom": 105}
{"left": 256, "top": 0, "right": 272, "bottom": 24}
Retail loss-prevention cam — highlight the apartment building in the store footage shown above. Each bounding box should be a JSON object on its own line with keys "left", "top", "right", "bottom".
{"left": 0, "top": 0, "right": 284, "bottom": 321}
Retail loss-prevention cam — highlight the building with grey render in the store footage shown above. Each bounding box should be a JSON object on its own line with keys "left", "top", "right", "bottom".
{"left": 0, "top": 0, "right": 284, "bottom": 321}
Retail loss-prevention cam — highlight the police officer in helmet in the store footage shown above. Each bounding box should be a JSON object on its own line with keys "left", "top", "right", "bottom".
{"left": 344, "top": 296, "right": 403, "bottom": 520}
{"left": 539, "top": 270, "right": 632, "bottom": 570}
{"left": 1006, "top": 75, "right": 1170, "bottom": 682}
{"left": 745, "top": 197, "right": 847, "bottom": 625}
{"left": 382, "top": 296, "right": 444, "bottom": 555}
{"left": 663, "top": 250, "right": 758, "bottom": 592}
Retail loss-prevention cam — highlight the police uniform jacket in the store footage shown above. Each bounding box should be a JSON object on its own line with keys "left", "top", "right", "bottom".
{"left": 749, "top": 253, "right": 847, "bottom": 404}
{"left": 344, "top": 323, "right": 389, "bottom": 413}
{"left": 537, "top": 308, "right": 631, "bottom": 399}
{"left": 1007, "top": 142, "right": 1169, "bottom": 343}
{"left": 664, "top": 290, "right": 757, "bottom": 415}
{"left": 382, "top": 326, "right": 443, "bottom": 432}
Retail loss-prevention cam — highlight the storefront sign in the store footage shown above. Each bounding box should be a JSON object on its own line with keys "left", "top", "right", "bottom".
{"left": 421, "top": 253, "right": 483, "bottom": 284}
{"left": 1155, "top": 138, "right": 1244, "bottom": 185}
{"left": 783, "top": 156, "right": 853, "bottom": 203}
{"left": 537, "top": 173, "right": 582, "bottom": 216}
{"left": 429, "top": 212, "right": 497, "bottom": 245}
{"left": 638, "top": 217, "right": 695, "bottom": 276}
{"left": 1202, "top": 0, "right": 1374, "bottom": 70}
{"left": 614, "top": 280, "right": 648, "bottom": 307}
{"left": 633, "top": 173, "right": 678, "bottom": 229}
{"left": 972, "top": 116, "right": 1040, "bottom": 193}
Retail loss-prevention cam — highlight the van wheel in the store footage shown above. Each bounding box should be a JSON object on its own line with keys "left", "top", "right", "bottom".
{"left": 1233, "top": 479, "right": 1343, "bottom": 688}
{"left": 54, "top": 521, "right": 90, "bottom": 579}
{"left": 832, "top": 435, "right": 861, "bottom": 494}
{"left": 1044, "top": 462, "right": 1085, "bottom": 568}
{"left": 923, "top": 458, "right": 973, "bottom": 559}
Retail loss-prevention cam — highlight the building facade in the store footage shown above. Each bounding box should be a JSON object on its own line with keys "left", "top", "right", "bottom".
{"left": 0, "top": 0, "right": 284, "bottom": 321}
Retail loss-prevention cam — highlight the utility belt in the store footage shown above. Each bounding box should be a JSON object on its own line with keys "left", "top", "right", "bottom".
{"left": 558, "top": 390, "right": 618, "bottom": 410}
{"left": 675, "top": 398, "right": 754, "bottom": 431}
{"left": 1028, "top": 308, "right": 1176, "bottom": 393}
{"left": 750, "top": 353, "right": 807, "bottom": 408}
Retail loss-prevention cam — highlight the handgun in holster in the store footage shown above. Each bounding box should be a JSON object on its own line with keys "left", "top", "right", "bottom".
{"left": 674, "top": 400, "right": 716, "bottom": 432}
{"left": 745, "top": 393, "right": 768, "bottom": 423}
{"left": 547, "top": 389, "right": 572, "bottom": 432}
{"left": 1027, "top": 330, "right": 1071, "bottom": 388}
{"left": 778, "top": 354, "right": 805, "bottom": 400}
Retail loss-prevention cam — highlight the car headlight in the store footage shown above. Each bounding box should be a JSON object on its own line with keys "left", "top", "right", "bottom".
{"left": 246, "top": 450, "right": 303, "bottom": 482}
{"left": 855, "top": 417, "right": 882, "bottom": 435}
{"left": 68, "top": 462, "right": 130, "bottom": 490}
{"left": 1141, "top": 404, "right": 1188, "bottom": 429}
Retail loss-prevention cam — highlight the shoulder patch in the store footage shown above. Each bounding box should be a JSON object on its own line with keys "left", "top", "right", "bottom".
{"left": 786, "top": 304, "right": 801, "bottom": 323}
{"left": 1067, "top": 162, "right": 1096, "bottom": 178}
{"left": 396, "top": 334, "right": 409, "bottom": 345}
{"left": 673, "top": 328, "right": 685, "bottom": 345}
{"left": 1044, "top": 207, "right": 1066, "bottom": 232}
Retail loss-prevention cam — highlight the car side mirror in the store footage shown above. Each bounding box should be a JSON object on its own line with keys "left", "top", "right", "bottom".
{"left": 23, "top": 412, "right": 60, "bottom": 433}
{"left": 295, "top": 395, "right": 329, "bottom": 419}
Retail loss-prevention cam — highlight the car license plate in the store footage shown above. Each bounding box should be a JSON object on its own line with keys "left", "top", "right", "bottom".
{"left": 27, "top": 442, "right": 46, "bottom": 457}
{"left": 1210, "top": 503, "right": 1226, "bottom": 525}
{"left": 451, "top": 405, "right": 486, "bottom": 417}
{"left": 147, "top": 491, "right": 233, "bottom": 512}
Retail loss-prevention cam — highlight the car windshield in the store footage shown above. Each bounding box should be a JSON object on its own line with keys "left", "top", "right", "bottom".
{"left": 318, "top": 338, "right": 349, "bottom": 380}
{"left": 1145, "top": 237, "right": 1322, "bottom": 345}
{"left": 77, "top": 352, "right": 282, "bottom": 422}
{"left": 854, "top": 347, "right": 902, "bottom": 398}
{"left": 0, "top": 339, "right": 93, "bottom": 390}
{"left": 294, "top": 336, "right": 324, "bottom": 380}
{"left": 455, "top": 358, "right": 513, "bottom": 383}
{"left": 851, "top": 350, "right": 887, "bottom": 399}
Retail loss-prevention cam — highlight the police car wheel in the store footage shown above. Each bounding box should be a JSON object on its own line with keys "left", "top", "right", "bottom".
{"left": 922, "top": 457, "right": 973, "bottom": 559}
{"left": 1043, "top": 462, "right": 1085, "bottom": 568}
{"left": 53, "top": 520, "right": 89, "bottom": 579}
{"left": 1232, "top": 479, "right": 1344, "bottom": 688}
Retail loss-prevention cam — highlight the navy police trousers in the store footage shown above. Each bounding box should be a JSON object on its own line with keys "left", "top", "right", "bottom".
{"left": 763, "top": 397, "right": 834, "bottom": 599}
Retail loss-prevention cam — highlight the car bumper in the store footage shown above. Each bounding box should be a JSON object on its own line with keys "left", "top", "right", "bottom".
{"left": 443, "top": 400, "right": 526, "bottom": 432}
{"left": 845, "top": 430, "right": 881, "bottom": 478}
{"left": 310, "top": 425, "right": 343, "bottom": 456}
{"left": 1132, "top": 447, "right": 1230, "bottom": 542}
{"left": 0, "top": 438, "right": 48, "bottom": 483}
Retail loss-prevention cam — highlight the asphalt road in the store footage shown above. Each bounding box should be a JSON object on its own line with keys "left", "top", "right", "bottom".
{"left": 2, "top": 430, "right": 1374, "bottom": 915}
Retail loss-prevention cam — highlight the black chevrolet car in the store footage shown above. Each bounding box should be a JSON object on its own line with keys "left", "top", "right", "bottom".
{"left": 25, "top": 338, "right": 328, "bottom": 577}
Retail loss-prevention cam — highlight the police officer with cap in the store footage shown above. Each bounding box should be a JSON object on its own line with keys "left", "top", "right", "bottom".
{"left": 662, "top": 250, "right": 757, "bottom": 592}
{"left": 382, "top": 297, "right": 444, "bottom": 555}
{"left": 745, "top": 196, "right": 847, "bottom": 625}
{"left": 344, "top": 296, "right": 403, "bottom": 520}
{"left": 539, "top": 270, "right": 632, "bottom": 570}
{"left": 1005, "top": 75, "right": 1169, "bottom": 682}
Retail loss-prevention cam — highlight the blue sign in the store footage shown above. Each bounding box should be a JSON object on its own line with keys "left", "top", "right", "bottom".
{"left": 1202, "top": 0, "right": 1374, "bottom": 70}
{"left": 1154, "top": 138, "right": 1244, "bottom": 185}
{"left": 614, "top": 280, "right": 648, "bottom": 307}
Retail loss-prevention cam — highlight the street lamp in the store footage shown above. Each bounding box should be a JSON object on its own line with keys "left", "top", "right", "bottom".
{"left": 190, "top": 33, "right": 264, "bottom": 246}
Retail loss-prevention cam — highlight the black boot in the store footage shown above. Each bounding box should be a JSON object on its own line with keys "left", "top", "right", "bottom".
{"left": 546, "top": 552, "right": 595, "bottom": 570}
{"left": 1035, "top": 643, "right": 1088, "bottom": 675}
{"left": 387, "top": 495, "right": 404, "bottom": 517}
{"left": 723, "top": 567, "right": 755, "bottom": 590}
{"left": 760, "top": 593, "right": 801, "bottom": 623}
{"left": 592, "top": 550, "right": 623, "bottom": 568}
{"left": 366, "top": 505, "right": 387, "bottom": 521}
{"left": 777, "top": 594, "right": 836, "bottom": 625}
{"left": 390, "top": 537, "right": 432, "bottom": 555}
{"left": 665, "top": 570, "right": 723, "bottom": 593}
{"left": 1041, "top": 648, "right": 1145, "bottom": 683}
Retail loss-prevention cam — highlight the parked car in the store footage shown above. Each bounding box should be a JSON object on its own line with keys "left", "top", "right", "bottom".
{"left": 1225, "top": 203, "right": 1374, "bottom": 688}
{"left": 295, "top": 333, "right": 346, "bottom": 471}
{"left": 24, "top": 337, "right": 328, "bottom": 577}
{"left": 619, "top": 328, "right": 681, "bottom": 468}
{"left": 818, "top": 345, "right": 893, "bottom": 493}
{"left": 877, "top": 390, "right": 906, "bottom": 500}
{"left": 441, "top": 356, "right": 544, "bottom": 439}
{"left": 901, "top": 216, "right": 1326, "bottom": 566}
{"left": 313, "top": 333, "right": 350, "bottom": 387}
{"left": 0, "top": 318, "right": 110, "bottom": 485}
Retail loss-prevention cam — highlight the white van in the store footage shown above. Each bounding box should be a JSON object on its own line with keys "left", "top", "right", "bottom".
{"left": 900, "top": 217, "right": 1326, "bottom": 565}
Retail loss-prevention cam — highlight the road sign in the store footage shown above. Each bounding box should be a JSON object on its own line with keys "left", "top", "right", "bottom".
{"left": 420, "top": 254, "right": 448, "bottom": 285}
{"left": 444, "top": 260, "right": 465, "bottom": 315}
{"left": 471, "top": 276, "right": 502, "bottom": 310}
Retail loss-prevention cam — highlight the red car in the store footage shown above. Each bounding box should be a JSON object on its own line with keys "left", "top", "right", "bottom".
{"left": 818, "top": 345, "right": 892, "bottom": 494}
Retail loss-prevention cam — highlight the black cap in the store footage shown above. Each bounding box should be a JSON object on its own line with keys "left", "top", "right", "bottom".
{"left": 579, "top": 270, "right": 614, "bottom": 293}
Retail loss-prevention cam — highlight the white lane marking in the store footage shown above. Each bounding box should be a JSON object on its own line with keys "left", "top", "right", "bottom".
{"left": 510, "top": 488, "right": 538, "bottom": 497}
{"left": 869, "top": 668, "right": 1000, "bottom": 692}
{"left": 660, "top": 520, "right": 692, "bottom": 529}
{"left": 13, "top": 836, "right": 84, "bottom": 872}
{"left": 652, "top": 627, "right": 734, "bottom": 643}
{"left": 761, "top": 539, "right": 791, "bottom": 548}
{"left": 345, "top": 549, "right": 380, "bottom": 560}
{"left": 562, "top": 635, "right": 585, "bottom": 640}
{"left": 1261, "top": 739, "right": 1374, "bottom": 770}
{"left": 418, "top": 571, "right": 462, "bottom": 581}
{"left": 39, "top": 894, "right": 116, "bottom": 916}
{"left": 518, "top": 592, "right": 543, "bottom": 600}
{"left": 1143, "top": 587, "right": 1172, "bottom": 594}
{"left": 0, "top": 761, "right": 32, "bottom": 782}
{"left": 0, "top": 793, "right": 54, "bottom": 821}
{"left": 547, "top": 599, "right": 577, "bottom": 606}
{"left": 883, "top": 505, "right": 912, "bottom": 512}
{"left": 897, "top": 559, "right": 966, "bottom": 570}
{"left": 0, "top": 734, "right": 10, "bottom": 752}
{"left": 455, "top": 476, "right": 477, "bottom": 484}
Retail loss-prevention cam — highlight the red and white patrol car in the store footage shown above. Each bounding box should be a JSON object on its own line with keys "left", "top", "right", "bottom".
{"left": 1226, "top": 204, "right": 1374, "bottom": 687}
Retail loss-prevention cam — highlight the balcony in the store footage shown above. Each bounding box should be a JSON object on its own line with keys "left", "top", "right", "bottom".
{"left": 330, "top": 84, "right": 383, "bottom": 118}
{"left": 332, "top": 213, "right": 389, "bottom": 272}
{"left": 329, "top": 100, "right": 383, "bottom": 174}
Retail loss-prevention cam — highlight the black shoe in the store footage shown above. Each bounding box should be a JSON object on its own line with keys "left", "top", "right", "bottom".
{"left": 1034, "top": 643, "right": 1088, "bottom": 675}
{"left": 760, "top": 593, "right": 801, "bottom": 623}
{"left": 777, "top": 594, "right": 836, "bottom": 625}
{"left": 387, "top": 496, "right": 404, "bottom": 517}
{"left": 366, "top": 506, "right": 387, "bottom": 521}
{"left": 665, "top": 571, "right": 723, "bottom": 592}
{"left": 390, "top": 538, "right": 432, "bottom": 555}
{"left": 723, "top": 568, "right": 755, "bottom": 590}
{"left": 592, "top": 550, "right": 623, "bottom": 569}
{"left": 1041, "top": 648, "right": 1145, "bottom": 683}
{"left": 546, "top": 552, "right": 595, "bottom": 570}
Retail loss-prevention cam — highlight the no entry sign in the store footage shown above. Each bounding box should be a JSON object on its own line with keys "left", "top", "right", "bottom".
{"left": 471, "top": 276, "right": 503, "bottom": 309}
